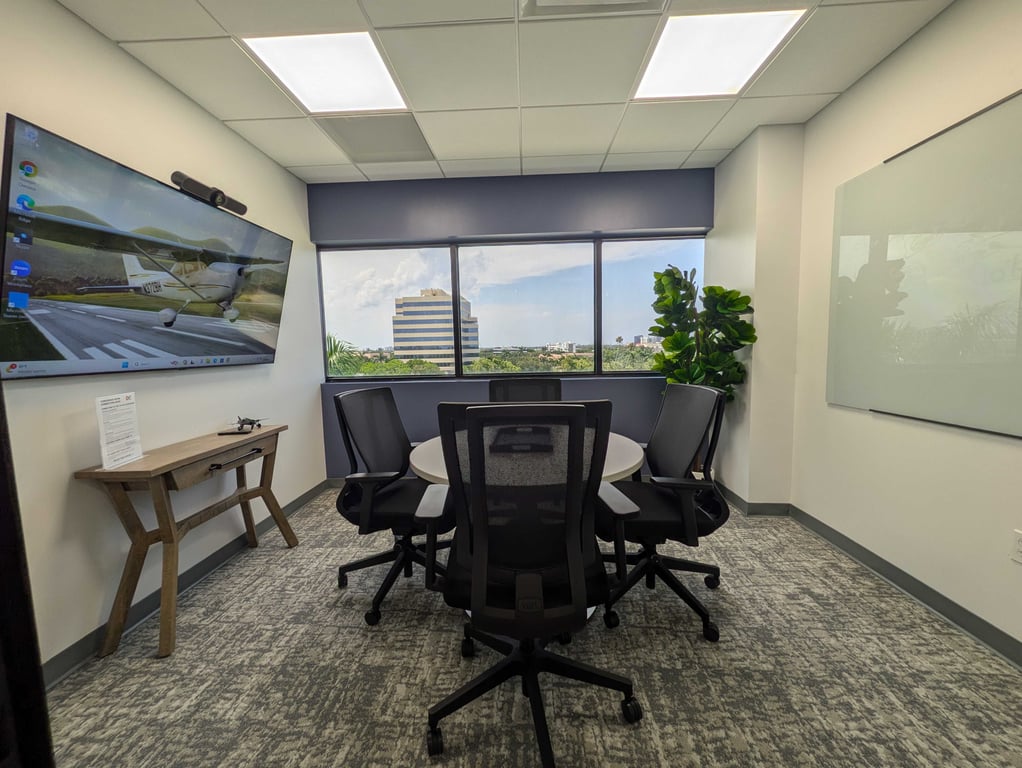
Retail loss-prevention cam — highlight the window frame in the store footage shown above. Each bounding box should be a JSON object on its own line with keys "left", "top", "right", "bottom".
{"left": 318, "top": 234, "right": 704, "bottom": 381}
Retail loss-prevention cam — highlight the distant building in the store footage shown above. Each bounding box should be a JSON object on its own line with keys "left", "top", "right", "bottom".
{"left": 633, "top": 334, "right": 662, "bottom": 348}
{"left": 546, "top": 341, "right": 576, "bottom": 353}
{"left": 392, "top": 289, "right": 479, "bottom": 371}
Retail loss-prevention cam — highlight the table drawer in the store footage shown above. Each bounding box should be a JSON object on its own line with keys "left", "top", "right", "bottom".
{"left": 167, "top": 435, "right": 277, "bottom": 490}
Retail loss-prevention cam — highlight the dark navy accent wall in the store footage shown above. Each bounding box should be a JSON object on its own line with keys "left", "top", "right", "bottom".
{"left": 307, "top": 169, "right": 713, "bottom": 245}
{"left": 321, "top": 376, "right": 665, "bottom": 477}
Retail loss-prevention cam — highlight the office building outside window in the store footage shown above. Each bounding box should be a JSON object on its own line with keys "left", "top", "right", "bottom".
{"left": 392, "top": 289, "right": 478, "bottom": 372}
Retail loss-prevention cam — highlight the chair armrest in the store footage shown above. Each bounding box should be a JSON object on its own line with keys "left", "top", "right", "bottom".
{"left": 415, "top": 483, "right": 449, "bottom": 520}
{"left": 415, "top": 484, "right": 449, "bottom": 589}
{"left": 649, "top": 475, "right": 712, "bottom": 491}
{"left": 345, "top": 471, "right": 401, "bottom": 485}
{"left": 598, "top": 482, "right": 637, "bottom": 582}
{"left": 598, "top": 482, "right": 639, "bottom": 518}
{"left": 648, "top": 476, "right": 706, "bottom": 546}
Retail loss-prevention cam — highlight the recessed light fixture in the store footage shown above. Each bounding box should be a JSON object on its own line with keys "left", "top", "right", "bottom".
{"left": 636, "top": 10, "right": 805, "bottom": 99}
{"left": 244, "top": 32, "right": 405, "bottom": 113}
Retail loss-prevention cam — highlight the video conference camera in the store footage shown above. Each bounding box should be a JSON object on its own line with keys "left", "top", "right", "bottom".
{"left": 171, "top": 171, "right": 247, "bottom": 216}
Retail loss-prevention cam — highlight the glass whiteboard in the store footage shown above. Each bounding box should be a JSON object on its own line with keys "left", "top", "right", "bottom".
{"left": 827, "top": 91, "right": 1022, "bottom": 437}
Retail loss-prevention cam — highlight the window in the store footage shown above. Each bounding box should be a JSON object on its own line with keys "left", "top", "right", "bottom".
{"left": 602, "top": 238, "right": 704, "bottom": 371}
{"left": 320, "top": 247, "right": 455, "bottom": 377}
{"left": 319, "top": 237, "right": 703, "bottom": 378}
{"left": 459, "top": 242, "right": 595, "bottom": 374}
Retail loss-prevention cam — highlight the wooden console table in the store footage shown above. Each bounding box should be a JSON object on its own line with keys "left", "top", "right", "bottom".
{"left": 74, "top": 425, "right": 297, "bottom": 658}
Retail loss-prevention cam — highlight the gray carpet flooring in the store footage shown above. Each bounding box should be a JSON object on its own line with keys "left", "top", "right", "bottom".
{"left": 47, "top": 490, "right": 1022, "bottom": 767}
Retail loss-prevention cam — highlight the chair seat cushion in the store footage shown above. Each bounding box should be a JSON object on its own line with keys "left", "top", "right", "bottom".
{"left": 598, "top": 480, "right": 728, "bottom": 543}
{"left": 441, "top": 531, "right": 611, "bottom": 614}
{"left": 338, "top": 477, "right": 455, "bottom": 536}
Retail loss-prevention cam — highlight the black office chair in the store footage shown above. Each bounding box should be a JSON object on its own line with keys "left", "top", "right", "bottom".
{"left": 488, "top": 376, "right": 562, "bottom": 402}
{"left": 333, "top": 387, "right": 454, "bottom": 626}
{"left": 598, "top": 384, "right": 730, "bottom": 642}
{"left": 416, "top": 400, "right": 641, "bottom": 768}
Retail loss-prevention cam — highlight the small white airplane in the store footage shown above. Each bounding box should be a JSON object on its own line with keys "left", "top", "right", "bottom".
{"left": 26, "top": 209, "right": 287, "bottom": 328}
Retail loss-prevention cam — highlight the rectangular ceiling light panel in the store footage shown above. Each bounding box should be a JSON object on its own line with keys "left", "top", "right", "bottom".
{"left": 636, "top": 10, "right": 805, "bottom": 99}
{"left": 244, "top": 32, "right": 406, "bottom": 113}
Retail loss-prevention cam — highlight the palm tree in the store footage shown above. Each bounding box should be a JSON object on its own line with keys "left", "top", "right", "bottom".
{"left": 325, "top": 334, "right": 365, "bottom": 376}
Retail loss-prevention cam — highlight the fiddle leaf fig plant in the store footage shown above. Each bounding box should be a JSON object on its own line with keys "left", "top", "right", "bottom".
{"left": 649, "top": 265, "right": 757, "bottom": 400}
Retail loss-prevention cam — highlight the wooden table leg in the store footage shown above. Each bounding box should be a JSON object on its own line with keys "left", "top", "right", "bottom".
{"left": 257, "top": 448, "right": 298, "bottom": 548}
{"left": 149, "top": 476, "right": 180, "bottom": 658}
{"left": 98, "top": 483, "right": 153, "bottom": 657}
{"left": 236, "top": 464, "right": 259, "bottom": 548}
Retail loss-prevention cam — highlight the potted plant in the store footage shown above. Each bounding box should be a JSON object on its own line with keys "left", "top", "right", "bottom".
{"left": 649, "top": 265, "right": 757, "bottom": 401}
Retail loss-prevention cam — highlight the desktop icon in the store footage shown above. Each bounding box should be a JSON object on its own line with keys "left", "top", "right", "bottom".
{"left": 18, "top": 160, "right": 38, "bottom": 177}
{"left": 12, "top": 228, "right": 32, "bottom": 246}
{"left": 15, "top": 194, "right": 35, "bottom": 211}
{"left": 7, "top": 292, "right": 29, "bottom": 309}
{"left": 9, "top": 260, "right": 30, "bottom": 277}
{"left": 23, "top": 126, "right": 38, "bottom": 142}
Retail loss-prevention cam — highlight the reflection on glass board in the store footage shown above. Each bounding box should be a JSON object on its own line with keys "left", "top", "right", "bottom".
{"left": 827, "top": 90, "right": 1022, "bottom": 437}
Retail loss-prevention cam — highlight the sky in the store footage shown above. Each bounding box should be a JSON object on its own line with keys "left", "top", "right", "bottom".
{"left": 320, "top": 239, "right": 703, "bottom": 349}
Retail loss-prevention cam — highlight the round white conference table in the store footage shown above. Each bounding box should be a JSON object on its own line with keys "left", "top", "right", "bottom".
{"left": 409, "top": 432, "right": 645, "bottom": 484}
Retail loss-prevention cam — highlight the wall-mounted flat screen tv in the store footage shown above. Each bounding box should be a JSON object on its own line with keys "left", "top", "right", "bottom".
{"left": 0, "top": 114, "right": 293, "bottom": 380}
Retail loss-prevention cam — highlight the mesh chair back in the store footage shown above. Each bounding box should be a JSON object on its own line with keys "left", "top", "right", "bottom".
{"left": 488, "top": 377, "right": 562, "bottom": 402}
{"left": 334, "top": 388, "right": 412, "bottom": 475}
{"left": 645, "top": 384, "right": 724, "bottom": 480}
{"left": 437, "top": 401, "right": 611, "bottom": 639}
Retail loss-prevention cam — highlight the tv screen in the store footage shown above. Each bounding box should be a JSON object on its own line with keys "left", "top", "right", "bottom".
{"left": 0, "top": 115, "right": 293, "bottom": 380}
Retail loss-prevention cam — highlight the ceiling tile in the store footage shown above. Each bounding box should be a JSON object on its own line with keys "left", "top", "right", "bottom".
{"left": 440, "top": 158, "right": 523, "bottom": 177}
{"left": 602, "top": 150, "right": 690, "bottom": 171}
{"left": 518, "top": 16, "right": 661, "bottom": 106}
{"left": 416, "top": 110, "right": 520, "bottom": 160}
{"left": 225, "top": 118, "right": 351, "bottom": 166}
{"left": 200, "top": 0, "right": 368, "bottom": 36}
{"left": 287, "top": 165, "right": 367, "bottom": 183}
{"left": 523, "top": 155, "right": 605, "bottom": 174}
{"left": 359, "top": 160, "right": 444, "bottom": 180}
{"left": 56, "top": 0, "right": 224, "bottom": 41}
{"left": 746, "top": 1, "right": 950, "bottom": 97}
{"left": 316, "top": 114, "right": 435, "bottom": 163}
{"left": 683, "top": 149, "right": 731, "bottom": 168}
{"left": 522, "top": 104, "right": 626, "bottom": 156}
{"left": 611, "top": 99, "right": 733, "bottom": 153}
{"left": 700, "top": 93, "right": 837, "bottom": 150}
{"left": 362, "top": 0, "right": 515, "bottom": 27}
{"left": 377, "top": 23, "right": 518, "bottom": 111}
{"left": 120, "top": 39, "right": 302, "bottom": 120}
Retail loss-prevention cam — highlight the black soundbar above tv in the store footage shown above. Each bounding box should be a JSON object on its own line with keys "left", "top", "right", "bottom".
{"left": 0, "top": 115, "right": 293, "bottom": 380}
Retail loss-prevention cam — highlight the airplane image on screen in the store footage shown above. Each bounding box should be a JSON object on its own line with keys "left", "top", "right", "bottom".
{"left": 23, "top": 209, "right": 286, "bottom": 328}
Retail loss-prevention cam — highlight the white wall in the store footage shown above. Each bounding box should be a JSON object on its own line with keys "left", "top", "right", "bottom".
{"left": 0, "top": 0, "right": 326, "bottom": 662}
{"left": 792, "top": 0, "right": 1022, "bottom": 641}
{"left": 707, "top": 126, "right": 803, "bottom": 506}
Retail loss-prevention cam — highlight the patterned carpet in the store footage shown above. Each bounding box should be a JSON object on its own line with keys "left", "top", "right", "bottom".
{"left": 47, "top": 490, "right": 1022, "bottom": 768}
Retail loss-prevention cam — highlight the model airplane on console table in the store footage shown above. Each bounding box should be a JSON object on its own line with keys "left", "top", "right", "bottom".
{"left": 218, "top": 417, "right": 264, "bottom": 435}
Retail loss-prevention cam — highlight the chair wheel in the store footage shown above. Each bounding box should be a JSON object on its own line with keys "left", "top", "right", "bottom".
{"left": 364, "top": 609, "right": 381, "bottom": 626}
{"left": 621, "top": 697, "right": 642, "bottom": 723}
{"left": 703, "top": 621, "right": 719, "bottom": 642}
{"left": 556, "top": 632, "right": 572, "bottom": 645}
{"left": 461, "top": 638, "right": 475, "bottom": 658}
{"left": 704, "top": 574, "right": 720, "bottom": 589}
{"left": 337, "top": 570, "right": 348, "bottom": 588}
{"left": 604, "top": 610, "right": 620, "bottom": 629}
{"left": 426, "top": 727, "right": 444, "bottom": 756}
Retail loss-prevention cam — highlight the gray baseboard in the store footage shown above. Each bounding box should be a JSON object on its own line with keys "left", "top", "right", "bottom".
{"left": 42, "top": 481, "right": 332, "bottom": 688}
{"left": 788, "top": 505, "right": 1021, "bottom": 670}
{"left": 720, "top": 485, "right": 1020, "bottom": 668}
{"left": 718, "top": 483, "right": 791, "bottom": 516}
